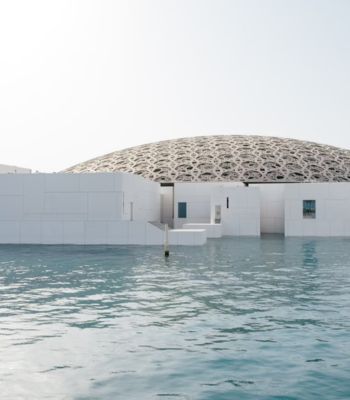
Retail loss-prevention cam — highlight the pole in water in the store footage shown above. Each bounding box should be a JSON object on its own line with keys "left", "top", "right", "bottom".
{"left": 164, "top": 223, "right": 170, "bottom": 257}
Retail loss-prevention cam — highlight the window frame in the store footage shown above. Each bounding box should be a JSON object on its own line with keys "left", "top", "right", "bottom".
{"left": 303, "top": 199, "right": 316, "bottom": 219}
{"left": 178, "top": 202, "right": 187, "bottom": 218}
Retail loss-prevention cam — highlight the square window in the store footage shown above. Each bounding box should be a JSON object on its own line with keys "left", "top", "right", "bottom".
{"left": 178, "top": 202, "right": 187, "bottom": 218}
{"left": 303, "top": 200, "right": 316, "bottom": 219}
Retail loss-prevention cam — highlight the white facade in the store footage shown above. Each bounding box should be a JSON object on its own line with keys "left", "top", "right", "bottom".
{"left": 0, "top": 172, "right": 349, "bottom": 244}
{"left": 252, "top": 184, "right": 285, "bottom": 234}
{"left": 0, "top": 172, "right": 165, "bottom": 245}
{"left": 173, "top": 182, "right": 261, "bottom": 236}
{"left": 0, "top": 164, "right": 31, "bottom": 174}
{"left": 285, "top": 183, "right": 350, "bottom": 236}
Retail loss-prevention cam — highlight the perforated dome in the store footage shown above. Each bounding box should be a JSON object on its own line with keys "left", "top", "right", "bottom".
{"left": 64, "top": 135, "right": 350, "bottom": 183}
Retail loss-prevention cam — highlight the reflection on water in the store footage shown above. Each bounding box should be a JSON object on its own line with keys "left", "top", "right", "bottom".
{"left": 302, "top": 240, "right": 319, "bottom": 267}
{"left": 0, "top": 236, "right": 350, "bottom": 399}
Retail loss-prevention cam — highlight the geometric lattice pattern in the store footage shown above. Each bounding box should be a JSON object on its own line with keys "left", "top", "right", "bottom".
{"left": 64, "top": 135, "right": 350, "bottom": 183}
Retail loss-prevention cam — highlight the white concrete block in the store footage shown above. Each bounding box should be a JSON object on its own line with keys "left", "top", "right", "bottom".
{"left": 63, "top": 221, "right": 85, "bottom": 244}
{"left": 42, "top": 221, "right": 64, "bottom": 244}
{"left": 129, "top": 222, "right": 147, "bottom": 245}
{"left": 330, "top": 220, "right": 345, "bottom": 236}
{"left": 177, "top": 231, "right": 195, "bottom": 245}
{"left": 23, "top": 174, "right": 45, "bottom": 194}
{"left": 23, "top": 193, "right": 45, "bottom": 215}
{"left": 44, "top": 193, "right": 88, "bottom": 214}
{"left": 285, "top": 220, "right": 302, "bottom": 236}
{"left": 88, "top": 192, "right": 122, "bottom": 220}
{"left": 182, "top": 223, "right": 222, "bottom": 238}
{"left": 0, "top": 175, "right": 23, "bottom": 195}
{"left": 0, "top": 196, "right": 23, "bottom": 220}
{"left": 328, "top": 183, "right": 348, "bottom": 199}
{"left": 169, "top": 231, "right": 179, "bottom": 245}
{"left": 284, "top": 184, "right": 300, "bottom": 200}
{"left": 146, "top": 223, "right": 164, "bottom": 245}
{"left": 85, "top": 221, "right": 108, "bottom": 244}
{"left": 239, "top": 218, "right": 259, "bottom": 236}
{"left": 316, "top": 221, "right": 330, "bottom": 236}
{"left": 20, "top": 221, "right": 41, "bottom": 243}
{"left": 285, "top": 200, "right": 301, "bottom": 220}
{"left": 45, "top": 174, "right": 80, "bottom": 192}
{"left": 0, "top": 221, "right": 20, "bottom": 243}
{"left": 302, "top": 221, "right": 316, "bottom": 236}
{"left": 107, "top": 221, "right": 129, "bottom": 245}
{"left": 194, "top": 230, "right": 207, "bottom": 245}
{"left": 298, "top": 184, "right": 325, "bottom": 199}
{"left": 80, "top": 173, "right": 116, "bottom": 192}
{"left": 344, "top": 220, "right": 350, "bottom": 236}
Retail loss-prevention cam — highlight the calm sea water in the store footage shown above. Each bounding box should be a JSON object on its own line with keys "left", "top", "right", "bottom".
{"left": 1, "top": 236, "right": 350, "bottom": 400}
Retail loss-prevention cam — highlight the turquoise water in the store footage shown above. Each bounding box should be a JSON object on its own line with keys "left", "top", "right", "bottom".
{"left": 1, "top": 237, "right": 350, "bottom": 400}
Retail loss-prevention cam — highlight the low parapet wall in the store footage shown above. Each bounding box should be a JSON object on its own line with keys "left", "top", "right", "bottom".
{"left": 182, "top": 223, "right": 222, "bottom": 238}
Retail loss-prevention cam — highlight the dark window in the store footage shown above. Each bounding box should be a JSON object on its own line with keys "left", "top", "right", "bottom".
{"left": 303, "top": 200, "right": 316, "bottom": 219}
{"left": 226, "top": 197, "right": 229, "bottom": 209}
{"left": 178, "top": 202, "right": 187, "bottom": 218}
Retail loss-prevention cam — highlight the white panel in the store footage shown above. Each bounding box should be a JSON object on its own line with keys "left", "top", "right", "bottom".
{"left": 344, "top": 220, "right": 350, "bottom": 236}
{"left": 44, "top": 193, "right": 87, "bottom": 214}
{"left": 194, "top": 230, "right": 207, "bottom": 245}
{"left": 45, "top": 174, "right": 80, "bottom": 192}
{"left": 146, "top": 223, "right": 164, "bottom": 245}
{"left": 23, "top": 174, "right": 45, "bottom": 194}
{"left": 80, "top": 173, "right": 116, "bottom": 192}
{"left": 85, "top": 221, "right": 108, "bottom": 244}
{"left": 330, "top": 220, "right": 345, "bottom": 236}
{"left": 20, "top": 221, "right": 41, "bottom": 243}
{"left": 88, "top": 192, "right": 122, "bottom": 220}
{"left": 239, "top": 218, "right": 259, "bottom": 236}
{"left": 188, "top": 202, "right": 210, "bottom": 219}
{"left": 63, "top": 221, "right": 85, "bottom": 244}
{"left": 302, "top": 221, "right": 316, "bottom": 236}
{"left": 129, "top": 222, "right": 147, "bottom": 245}
{"left": 285, "top": 200, "right": 300, "bottom": 220}
{"left": 177, "top": 231, "right": 195, "bottom": 245}
{"left": 0, "top": 196, "right": 23, "bottom": 220}
{"left": 316, "top": 221, "right": 330, "bottom": 236}
{"left": 0, "top": 221, "right": 20, "bottom": 243}
{"left": 330, "top": 182, "right": 350, "bottom": 200}
{"left": 285, "top": 220, "right": 302, "bottom": 236}
{"left": 107, "top": 221, "right": 129, "bottom": 245}
{"left": 183, "top": 223, "right": 222, "bottom": 238}
{"left": 23, "top": 193, "right": 45, "bottom": 215}
{"left": 169, "top": 231, "right": 179, "bottom": 245}
{"left": 0, "top": 175, "right": 23, "bottom": 195}
{"left": 42, "top": 221, "right": 64, "bottom": 244}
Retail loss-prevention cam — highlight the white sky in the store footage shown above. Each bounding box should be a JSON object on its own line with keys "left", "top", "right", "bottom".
{"left": 0, "top": 0, "right": 349, "bottom": 172}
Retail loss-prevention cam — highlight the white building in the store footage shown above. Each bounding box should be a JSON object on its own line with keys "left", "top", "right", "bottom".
{"left": 0, "top": 135, "right": 350, "bottom": 244}
{"left": 0, "top": 163, "right": 31, "bottom": 174}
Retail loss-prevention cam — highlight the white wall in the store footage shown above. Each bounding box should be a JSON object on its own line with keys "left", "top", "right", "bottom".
{"left": 173, "top": 183, "right": 216, "bottom": 228}
{"left": 211, "top": 186, "right": 260, "bottom": 236}
{"left": 285, "top": 183, "right": 350, "bottom": 236}
{"left": 160, "top": 186, "right": 174, "bottom": 227}
{"left": 174, "top": 182, "right": 260, "bottom": 236}
{"left": 0, "top": 164, "right": 31, "bottom": 174}
{"left": 0, "top": 172, "right": 161, "bottom": 244}
{"left": 252, "top": 183, "right": 285, "bottom": 234}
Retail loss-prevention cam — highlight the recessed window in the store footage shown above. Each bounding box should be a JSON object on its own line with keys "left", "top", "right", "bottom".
{"left": 303, "top": 200, "right": 316, "bottom": 219}
{"left": 226, "top": 197, "right": 229, "bottom": 209}
{"left": 178, "top": 202, "right": 187, "bottom": 218}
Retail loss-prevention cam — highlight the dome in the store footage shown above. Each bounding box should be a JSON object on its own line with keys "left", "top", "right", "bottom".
{"left": 63, "top": 135, "right": 350, "bottom": 183}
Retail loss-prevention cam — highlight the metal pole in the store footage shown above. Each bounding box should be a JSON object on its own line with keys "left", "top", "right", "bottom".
{"left": 164, "top": 223, "right": 169, "bottom": 257}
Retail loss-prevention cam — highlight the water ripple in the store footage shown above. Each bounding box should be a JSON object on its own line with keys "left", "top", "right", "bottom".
{"left": 0, "top": 237, "right": 350, "bottom": 399}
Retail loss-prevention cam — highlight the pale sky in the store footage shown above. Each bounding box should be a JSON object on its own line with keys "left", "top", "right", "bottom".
{"left": 0, "top": 0, "right": 349, "bottom": 172}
